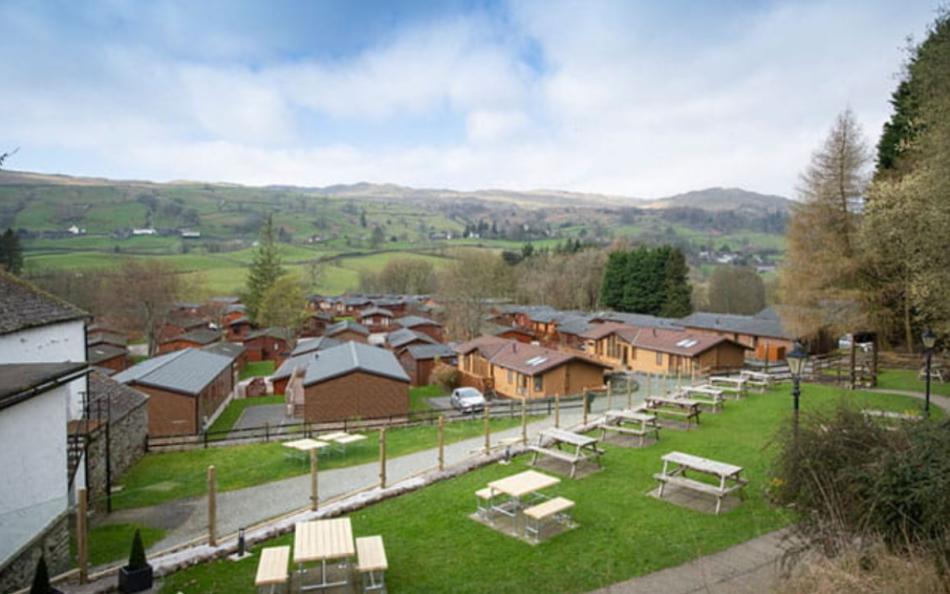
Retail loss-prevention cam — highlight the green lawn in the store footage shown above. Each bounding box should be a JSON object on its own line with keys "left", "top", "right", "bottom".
{"left": 877, "top": 368, "right": 950, "bottom": 397}
{"left": 77, "top": 523, "right": 166, "bottom": 568}
{"left": 113, "top": 417, "right": 527, "bottom": 511}
{"left": 409, "top": 385, "right": 445, "bottom": 413}
{"left": 206, "top": 395, "right": 284, "bottom": 437}
{"left": 239, "top": 361, "right": 275, "bottom": 380}
{"left": 159, "top": 384, "right": 934, "bottom": 594}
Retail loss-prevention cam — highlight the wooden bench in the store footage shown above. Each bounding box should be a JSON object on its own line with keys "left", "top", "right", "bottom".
{"left": 255, "top": 546, "right": 290, "bottom": 594}
{"left": 919, "top": 367, "right": 946, "bottom": 383}
{"left": 600, "top": 410, "right": 660, "bottom": 446}
{"left": 355, "top": 535, "right": 388, "bottom": 592}
{"left": 528, "top": 445, "right": 579, "bottom": 465}
{"left": 529, "top": 428, "right": 604, "bottom": 479}
{"left": 653, "top": 452, "right": 747, "bottom": 514}
{"left": 645, "top": 397, "right": 701, "bottom": 428}
{"left": 475, "top": 487, "right": 496, "bottom": 519}
{"left": 682, "top": 386, "right": 725, "bottom": 412}
{"left": 523, "top": 496, "right": 575, "bottom": 542}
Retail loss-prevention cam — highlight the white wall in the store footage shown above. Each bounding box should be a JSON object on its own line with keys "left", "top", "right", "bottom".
{"left": 0, "top": 384, "right": 69, "bottom": 566}
{"left": 0, "top": 320, "right": 87, "bottom": 419}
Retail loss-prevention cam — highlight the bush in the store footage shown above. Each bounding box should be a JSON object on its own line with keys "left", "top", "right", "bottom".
{"left": 771, "top": 405, "right": 950, "bottom": 570}
{"left": 431, "top": 364, "right": 460, "bottom": 392}
{"left": 127, "top": 530, "right": 148, "bottom": 570}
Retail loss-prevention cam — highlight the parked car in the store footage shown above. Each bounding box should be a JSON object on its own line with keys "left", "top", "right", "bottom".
{"left": 450, "top": 387, "right": 486, "bottom": 413}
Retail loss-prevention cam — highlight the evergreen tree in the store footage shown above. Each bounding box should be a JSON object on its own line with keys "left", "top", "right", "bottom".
{"left": 660, "top": 247, "right": 692, "bottom": 317}
{"left": 244, "top": 215, "right": 285, "bottom": 322}
{"left": 0, "top": 228, "right": 23, "bottom": 275}
{"left": 599, "top": 250, "right": 628, "bottom": 309}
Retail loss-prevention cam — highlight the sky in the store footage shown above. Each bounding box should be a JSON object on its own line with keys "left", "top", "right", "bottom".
{"left": 0, "top": 0, "right": 943, "bottom": 198}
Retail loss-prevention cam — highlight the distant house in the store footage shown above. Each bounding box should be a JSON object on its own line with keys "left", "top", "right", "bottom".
{"left": 395, "top": 315, "right": 444, "bottom": 342}
{"left": 324, "top": 320, "right": 370, "bottom": 344}
{"left": 243, "top": 328, "right": 294, "bottom": 364}
{"left": 0, "top": 362, "right": 89, "bottom": 592}
{"left": 678, "top": 308, "right": 831, "bottom": 362}
{"left": 489, "top": 324, "right": 537, "bottom": 344}
{"left": 284, "top": 342, "right": 409, "bottom": 422}
{"left": 202, "top": 341, "right": 248, "bottom": 377}
{"left": 386, "top": 327, "right": 437, "bottom": 352}
{"left": 158, "top": 328, "right": 222, "bottom": 354}
{"left": 159, "top": 313, "right": 209, "bottom": 342}
{"left": 113, "top": 348, "right": 234, "bottom": 437}
{"left": 357, "top": 306, "right": 395, "bottom": 332}
{"left": 221, "top": 303, "right": 247, "bottom": 324}
{"left": 300, "top": 310, "right": 334, "bottom": 338}
{"left": 131, "top": 228, "right": 157, "bottom": 236}
{"left": 225, "top": 316, "right": 253, "bottom": 341}
{"left": 291, "top": 336, "right": 342, "bottom": 358}
{"left": 86, "top": 343, "right": 129, "bottom": 373}
{"left": 398, "top": 343, "right": 457, "bottom": 386}
{"left": 180, "top": 229, "right": 201, "bottom": 238}
{"left": 336, "top": 295, "right": 371, "bottom": 316}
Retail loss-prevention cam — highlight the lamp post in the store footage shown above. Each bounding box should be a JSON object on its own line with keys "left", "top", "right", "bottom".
{"left": 786, "top": 341, "right": 809, "bottom": 435}
{"left": 922, "top": 328, "right": 936, "bottom": 419}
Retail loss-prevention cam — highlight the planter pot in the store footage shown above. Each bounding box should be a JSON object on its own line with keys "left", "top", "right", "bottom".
{"left": 118, "top": 564, "right": 153, "bottom": 593}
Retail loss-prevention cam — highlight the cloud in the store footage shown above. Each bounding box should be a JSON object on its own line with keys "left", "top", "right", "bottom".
{"left": 0, "top": 0, "right": 941, "bottom": 197}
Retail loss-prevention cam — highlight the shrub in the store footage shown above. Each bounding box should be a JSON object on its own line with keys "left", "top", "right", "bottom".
{"left": 431, "top": 364, "right": 460, "bottom": 392}
{"left": 127, "top": 529, "right": 148, "bottom": 570}
{"left": 30, "top": 556, "right": 50, "bottom": 594}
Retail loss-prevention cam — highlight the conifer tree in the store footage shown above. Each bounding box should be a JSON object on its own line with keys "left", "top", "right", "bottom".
{"left": 0, "top": 229, "right": 23, "bottom": 275}
{"left": 244, "top": 215, "right": 285, "bottom": 322}
{"left": 660, "top": 247, "right": 692, "bottom": 317}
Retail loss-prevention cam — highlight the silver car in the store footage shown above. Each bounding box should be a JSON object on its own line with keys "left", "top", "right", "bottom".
{"left": 450, "top": 387, "right": 486, "bottom": 414}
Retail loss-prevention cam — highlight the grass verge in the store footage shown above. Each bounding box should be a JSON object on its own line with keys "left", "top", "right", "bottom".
{"left": 409, "top": 385, "right": 445, "bottom": 413}
{"left": 206, "top": 395, "right": 285, "bottom": 437}
{"left": 239, "top": 361, "right": 275, "bottom": 380}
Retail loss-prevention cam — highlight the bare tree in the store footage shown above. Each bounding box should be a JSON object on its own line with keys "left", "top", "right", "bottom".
{"left": 438, "top": 251, "right": 514, "bottom": 340}
{"left": 0, "top": 147, "right": 19, "bottom": 169}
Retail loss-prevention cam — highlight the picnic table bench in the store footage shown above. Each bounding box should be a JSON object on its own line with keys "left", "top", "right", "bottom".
{"left": 294, "top": 518, "right": 356, "bottom": 591}
{"left": 862, "top": 409, "right": 922, "bottom": 423}
{"left": 255, "top": 546, "right": 290, "bottom": 593}
{"left": 282, "top": 438, "right": 330, "bottom": 462}
{"left": 529, "top": 427, "right": 605, "bottom": 478}
{"left": 709, "top": 375, "right": 748, "bottom": 398}
{"left": 681, "top": 385, "right": 725, "bottom": 412}
{"left": 355, "top": 535, "right": 388, "bottom": 592}
{"left": 653, "top": 451, "right": 748, "bottom": 514}
{"left": 645, "top": 396, "right": 702, "bottom": 428}
{"left": 523, "top": 496, "right": 575, "bottom": 543}
{"left": 601, "top": 409, "right": 660, "bottom": 446}
{"left": 740, "top": 370, "right": 772, "bottom": 393}
{"left": 919, "top": 366, "right": 946, "bottom": 383}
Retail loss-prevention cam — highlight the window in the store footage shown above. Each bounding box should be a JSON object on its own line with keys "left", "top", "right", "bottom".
{"left": 534, "top": 375, "right": 543, "bottom": 392}
{"left": 630, "top": 347, "right": 637, "bottom": 360}
{"left": 656, "top": 352, "right": 663, "bottom": 365}
{"left": 507, "top": 369, "right": 513, "bottom": 383}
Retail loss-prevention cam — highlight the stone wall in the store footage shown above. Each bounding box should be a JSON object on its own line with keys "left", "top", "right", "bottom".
{"left": 0, "top": 512, "right": 70, "bottom": 593}
{"left": 85, "top": 399, "right": 148, "bottom": 511}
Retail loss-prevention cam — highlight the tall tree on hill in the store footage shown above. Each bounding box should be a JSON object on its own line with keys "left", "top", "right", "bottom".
{"left": 599, "top": 251, "right": 628, "bottom": 309}
{"left": 438, "top": 251, "right": 513, "bottom": 340}
{"left": 257, "top": 274, "right": 307, "bottom": 332}
{"left": 600, "top": 246, "right": 692, "bottom": 316}
{"left": 705, "top": 266, "right": 766, "bottom": 315}
{"left": 110, "top": 260, "right": 186, "bottom": 356}
{"left": 245, "top": 215, "right": 285, "bottom": 322}
{"left": 659, "top": 246, "right": 692, "bottom": 317}
{"left": 0, "top": 229, "right": 24, "bottom": 275}
{"left": 780, "top": 109, "right": 870, "bottom": 336}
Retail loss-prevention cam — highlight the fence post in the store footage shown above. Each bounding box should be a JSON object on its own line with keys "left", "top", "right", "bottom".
{"left": 310, "top": 448, "right": 319, "bottom": 511}
{"left": 378, "top": 428, "right": 387, "bottom": 489}
{"left": 627, "top": 378, "right": 633, "bottom": 409}
{"left": 521, "top": 397, "right": 528, "bottom": 443}
{"left": 207, "top": 465, "right": 217, "bottom": 546}
{"left": 203, "top": 430, "right": 208, "bottom": 449}
{"left": 554, "top": 393, "right": 560, "bottom": 428}
{"left": 264, "top": 422, "right": 270, "bottom": 443}
{"left": 483, "top": 404, "right": 491, "bottom": 454}
{"left": 607, "top": 381, "right": 613, "bottom": 411}
{"left": 583, "top": 391, "right": 589, "bottom": 426}
{"left": 509, "top": 399, "right": 513, "bottom": 419}
{"left": 437, "top": 415, "right": 445, "bottom": 471}
{"left": 77, "top": 488, "right": 88, "bottom": 584}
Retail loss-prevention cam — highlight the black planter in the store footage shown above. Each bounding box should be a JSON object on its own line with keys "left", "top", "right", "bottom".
{"left": 118, "top": 564, "right": 153, "bottom": 593}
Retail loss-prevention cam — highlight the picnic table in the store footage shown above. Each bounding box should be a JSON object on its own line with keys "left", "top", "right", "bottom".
{"left": 708, "top": 375, "right": 748, "bottom": 398}
{"left": 319, "top": 431, "right": 368, "bottom": 455}
{"left": 653, "top": 451, "right": 748, "bottom": 514}
{"left": 681, "top": 385, "right": 725, "bottom": 412}
{"left": 294, "top": 518, "right": 356, "bottom": 591}
{"left": 601, "top": 409, "right": 660, "bottom": 446}
{"left": 487, "top": 469, "right": 561, "bottom": 521}
{"left": 529, "top": 427, "right": 605, "bottom": 478}
{"left": 645, "top": 396, "right": 701, "bottom": 428}
{"left": 918, "top": 366, "right": 946, "bottom": 383}
{"left": 862, "top": 409, "right": 922, "bottom": 423}
{"left": 740, "top": 370, "right": 772, "bottom": 393}
{"left": 282, "top": 438, "right": 330, "bottom": 462}
{"left": 255, "top": 545, "right": 290, "bottom": 593}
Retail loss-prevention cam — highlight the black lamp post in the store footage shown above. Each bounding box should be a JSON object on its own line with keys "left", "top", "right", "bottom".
{"left": 786, "top": 341, "right": 809, "bottom": 433}
{"left": 922, "top": 328, "right": 936, "bottom": 418}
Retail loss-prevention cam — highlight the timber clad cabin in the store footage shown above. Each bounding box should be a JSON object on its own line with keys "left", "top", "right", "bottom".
{"left": 386, "top": 327, "right": 436, "bottom": 351}
{"left": 271, "top": 336, "right": 342, "bottom": 394}
{"left": 395, "top": 315, "right": 444, "bottom": 342}
{"left": 455, "top": 337, "right": 609, "bottom": 399}
{"left": 300, "top": 310, "right": 334, "bottom": 337}
{"left": 113, "top": 348, "right": 234, "bottom": 437}
{"left": 283, "top": 341, "right": 409, "bottom": 422}
{"left": 358, "top": 306, "right": 395, "bottom": 332}
{"left": 225, "top": 316, "right": 252, "bottom": 341}
{"left": 87, "top": 343, "right": 129, "bottom": 373}
{"left": 158, "top": 327, "right": 222, "bottom": 354}
{"left": 398, "top": 343, "right": 457, "bottom": 386}
{"left": 243, "top": 327, "right": 294, "bottom": 364}
{"left": 324, "top": 320, "right": 370, "bottom": 344}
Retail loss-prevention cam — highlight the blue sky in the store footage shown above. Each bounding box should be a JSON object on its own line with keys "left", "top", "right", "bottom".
{"left": 0, "top": 0, "right": 942, "bottom": 197}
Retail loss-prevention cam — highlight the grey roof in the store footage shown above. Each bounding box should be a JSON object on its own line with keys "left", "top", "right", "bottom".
{"left": 87, "top": 343, "right": 128, "bottom": 365}
{"left": 202, "top": 341, "right": 246, "bottom": 361}
{"left": 291, "top": 336, "right": 341, "bottom": 357}
{"left": 87, "top": 372, "right": 148, "bottom": 419}
{"left": 0, "top": 272, "right": 88, "bottom": 336}
{"left": 396, "top": 315, "right": 440, "bottom": 329}
{"left": 387, "top": 327, "right": 436, "bottom": 349}
{"left": 224, "top": 303, "right": 246, "bottom": 314}
{"left": 555, "top": 315, "right": 594, "bottom": 336}
{"left": 87, "top": 331, "right": 128, "bottom": 347}
{"left": 0, "top": 362, "right": 89, "bottom": 411}
{"left": 170, "top": 328, "right": 222, "bottom": 345}
{"left": 246, "top": 327, "right": 295, "bottom": 341}
{"left": 272, "top": 351, "right": 318, "bottom": 381}
{"left": 359, "top": 306, "right": 394, "bottom": 318}
{"left": 405, "top": 343, "right": 456, "bottom": 361}
{"left": 592, "top": 311, "right": 683, "bottom": 330}
{"left": 304, "top": 342, "right": 409, "bottom": 386}
{"left": 209, "top": 296, "right": 241, "bottom": 304}
{"left": 113, "top": 348, "right": 233, "bottom": 396}
{"left": 326, "top": 320, "right": 370, "bottom": 337}
{"left": 679, "top": 311, "right": 791, "bottom": 339}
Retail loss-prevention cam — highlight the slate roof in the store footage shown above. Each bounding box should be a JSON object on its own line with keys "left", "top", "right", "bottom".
{"left": 555, "top": 316, "right": 593, "bottom": 337}
{"left": 113, "top": 348, "right": 233, "bottom": 396}
{"left": 591, "top": 311, "right": 683, "bottom": 330}
{"left": 291, "top": 336, "right": 341, "bottom": 357}
{"left": 396, "top": 315, "right": 441, "bottom": 329}
{"left": 0, "top": 271, "right": 88, "bottom": 336}
{"left": 454, "top": 335, "right": 511, "bottom": 358}
{"left": 209, "top": 296, "right": 241, "bottom": 305}
{"left": 87, "top": 331, "right": 128, "bottom": 348}
{"left": 359, "top": 306, "right": 394, "bottom": 318}
{"left": 629, "top": 327, "right": 750, "bottom": 356}
{"left": 387, "top": 328, "right": 436, "bottom": 349}
{"left": 228, "top": 316, "right": 251, "bottom": 326}
{"left": 87, "top": 343, "right": 128, "bottom": 365}
{"left": 489, "top": 341, "right": 609, "bottom": 375}
{"left": 405, "top": 343, "right": 456, "bottom": 361}
{"left": 224, "top": 303, "right": 246, "bottom": 314}
{"left": 272, "top": 351, "right": 318, "bottom": 381}
{"left": 679, "top": 311, "right": 791, "bottom": 340}
{"left": 0, "top": 362, "right": 89, "bottom": 411}
{"left": 325, "top": 320, "right": 370, "bottom": 337}
{"left": 87, "top": 371, "right": 148, "bottom": 419}
{"left": 303, "top": 341, "right": 409, "bottom": 386}
{"left": 168, "top": 328, "right": 222, "bottom": 345}
{"left": 246, "top": 327, "right": 295, "bottom": 341}
{"left": 202, "top": 341, "right": 246, "bottom": 361}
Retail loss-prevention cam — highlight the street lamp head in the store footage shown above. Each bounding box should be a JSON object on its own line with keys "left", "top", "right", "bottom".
{"left": 786, "top": 340, "right": 809, "bottom": 379}
{"left": 922, "top": 328, "right": 936, "bottom": 350}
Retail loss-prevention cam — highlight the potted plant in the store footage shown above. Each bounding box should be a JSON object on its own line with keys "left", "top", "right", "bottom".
{"left": 30, "top": 556, "right": 63, "bottom": 594}
{"left": 118, "top": 530, "right": 153, "bottom": 593}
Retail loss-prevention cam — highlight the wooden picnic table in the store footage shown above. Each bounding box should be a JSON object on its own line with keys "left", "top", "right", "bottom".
{"left": 654, "top": 451, "right": 747, "bottom": 514}
{"left": 682, "top": 385, "right": 725, "bottom": 412}
{"left": 601, "top": 409, "right": 660, "bottom": 446}
{"left": 862, "top": 409, "right": 922, "bottom": 422}
{"left": 918, "top": 366, "right": 946, "bottom": 383}
{"left": 282, "top": 439, "right": 330, "bottom": 462}
{"left": 529, "top": 428, "right": 605, "bottom": 478}
{"left": 293, "top": 518, "right": 356, "bottom": 590}
{"left": 487, "top": 470, "right": 560, "bottom": 522}
{"left": 708, "top": 375, "right": 748, "bottom": 399}
{"left": 645, "top": 396, "right": 702, "bottom": 428}
{"left": 255, "top": 545, "right": 290, "bottom": 592}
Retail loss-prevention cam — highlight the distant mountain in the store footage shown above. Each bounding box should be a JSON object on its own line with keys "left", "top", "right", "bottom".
{"left": 640, "top": 187, "right": 792, "bottom": 213}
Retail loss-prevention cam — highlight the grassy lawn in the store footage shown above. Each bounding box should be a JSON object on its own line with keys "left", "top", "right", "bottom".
{"left": 206, "top": 395, "right": 284, "bottom": 436}
{"left": 159, "top": 384, "right": 935, "bottom": 593}
{"left": 239, "top": 361, "right": 275, "bottom": 380}
{"left": 113, "top": 417, "right": 527, "bottom": 511}
{"left": 877, "top": 368, "right": 950, "bottom": 397}
{"left": 409, "top": 385, "right": 445, "bottom": 413}
{"left": 74, "top": 523, "right": 166, "bottom": 568}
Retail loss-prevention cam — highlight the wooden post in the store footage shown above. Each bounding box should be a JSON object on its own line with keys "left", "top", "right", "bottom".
{"left": 583, "top": 391, "right": 589, "bottom": 426}
{"left": 483, "top": 403, "right": 491, "bottom": 454}
{"left": 207, "top": 465, "right": 217, "bottom": 546}
{"left": 607, "top": 381, "right": 613, "bottom": 411}
{"left": 378, "top": 428, "right": 387, "bottom": 488}
{"left": 849, "top": 336, "right": 857, "bottom": 390}
{"left": 627, "top": 378, "right": 633, "bottom": 409}
{"left": 310, "top": 448, "right": 318, "bottom": 511}
{"left": 437, "top": 415, "right": 445, "bottom": 471}
{"left": 521, "top": 397, "right": 528, "bottom": 443}
{"left": 554, "top": 393, "right": 560, "bottom": 428}
{"left": 77, "top": 488, "right": 88, "bottom": 584}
